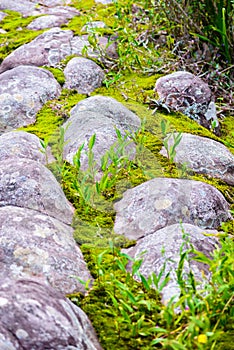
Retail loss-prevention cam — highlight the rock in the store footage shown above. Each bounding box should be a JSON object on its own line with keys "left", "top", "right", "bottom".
{"left": 0, "top": 158, "right": 74, "bottom": 225}
{"left": 123, "top": 223, "right": 219, "bottom": 303}
{"left": 71, "top": 35, "right": 118, "bottom": 63}
{"left": 0, "top": 278, "right": 103, "bottom": 349}
{"left": 160, "top": 133, "right": 234, "bottom": 185}
{"left": 0, "top": 28, "right": 74, "bottom": 73}
{"left": 114, "top": 177, "right": 232, "bottom": 240}
{"left": 0, "top": 11, "right": 7, "bottom": 22}
{"left": 64, "top": 57, "right": 105, "bottom": 94}
{"left": 0, "top": 0, "right": 41, "bottom": 17}
{"left": 0, "top": 66, "right": 61, "bottom": 130}
{"left": 27, "top": 14, "right": 69, "bottom": 30}
{"left": 81, "top": 21, "right": 107, "bottom": 33}
{"left": 32, "top": 0, "right": 72, "bottom": 6}
{"left": 0, "top": 206, "right": 92, "bottom": 294}
{"left": 43, "top": 5, "right": 79, "bottom": 18}
{"left": 0, "top": 0, "right": 78, "bottom": 17}
{"left": 95, "top": 0, "right": 113, "bottom": 3}
{"left": 63, "top": 96, "right": 141, "bottom": 167}
{"left": 155, "top": 71, "right": 220, "bottom": 134}
{"left": 0, "top": 131, "right": 51, "bottom": 164}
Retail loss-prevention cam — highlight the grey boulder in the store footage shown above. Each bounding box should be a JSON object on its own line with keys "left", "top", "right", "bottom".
{"left": 114, "top": 177, "right": 231, "bottom": 240}
{"left": 0, "top": 158, "right": 74, "bottom": 225}
{"left": 160, "top": 133, "right": 234, "bottom": 185}
{"left": 155, "top": 71, "right": 220, "bottom": 134}
{"left": 0, "top": 131, "right": 51, "bottom": 164}
{"left": 64, "top": 57, "right": 105, "bottom": 94}
{"left": 63, "top": 96, "right": 141, "bottom": 167}
{"left": 123, "top": 223, "right": 219, "bottom": 303}
{"left": 0, "top": 206, "right": 92, "bottom": 294}
{"left": 0, "top": 66, "right": 61, "bottom": 130}
{"left": 27, "top": 14, "right": 69, "bottom": 30}
{"left": 0, "top": 278, "right": 102, "bottom": 350}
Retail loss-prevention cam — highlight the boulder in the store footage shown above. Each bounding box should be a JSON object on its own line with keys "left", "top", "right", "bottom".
{"left": 0, "top": 206, "right": 92, "bottom": 294}
{"left": 0, "top": 28, "right": 74, "bottom": 73}
{"left": 155, "top": 71, "right": 220, "bottom": 134}
{"left": 123, "top": 223, "right": 219, "bottom": 303}
{"left": 0, "top": 0, "right": 40, "bottom": 17}
{"left": 0, "top": 131, "right": 52, "bottom": 164}
{"left": 82, "top": 21, "right": 107, "bottom": 33}
{"left": 64, "top": 57, "right": 105, "bottom": 94}
{"left": 0, "top": 158, "right": 74, "bottom": 225}
{"left": 0, "top": 278, "right": 102, "bottom": 349}
{"left": 160, "top": 133, "right": 234, "bottom": 185}
{"left": 0, "top": 66, "right": 61, "bottom": 130}
{"left": 0, "top": 0, "right": 78, "bottom": 17}
{"left": 63, "top": 96, "right": 141, "bottom": 168}
{"left": 27, "top": 14, "right": 69, "bottom": 30}
{"left": 114, "top": 177, "right": 232, "bottom": 240}
{"left": 71, "top": 35, "right": 118, "bottom": 62}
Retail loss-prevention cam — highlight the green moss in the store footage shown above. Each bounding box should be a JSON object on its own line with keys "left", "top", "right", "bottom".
{"left": 220, "top": 115, "right": 234, "bottom": 154}
{"left": 0, "top": 11, "right": 43, "bottom": 62}
{"left": 42, "top": 67, "right": 65, "bottom": 85}
{"left": 18, "top": 89, "right": 85, "bottom": 142}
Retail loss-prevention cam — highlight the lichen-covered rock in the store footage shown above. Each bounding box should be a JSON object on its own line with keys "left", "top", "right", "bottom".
{"left": 160, "top": 133, "right": 234, "bottom": 185}
{"left": 0, "top": 66, "right": 61, "bottom": 130}
{"left": 0, "top": 0, "right": 77, "bottom": 17}
{"left": 63, "top": 96, "right": 141, "bottom": 167}
{"left": 64, "top": 57, "right": 105, "bottom": 94}
{"left": 0, "top": 158, "right": 74, "bottom": 225}
{"left": 0, "top": 206, "right": 92, "bottom": 294}
{"left": 155, "top": 71, "right": 220, "bottom": 134}
{"left": 81, "top": 21, "right": 107, "bottom": 33}
{"left": 0, "top": 28, "right": 74, "bottom": 73}
{"left": 123, "top": 223, "right": 219, "bottom": 303}
{"left": 27, "top": 14, "right": 69, "bottom": 30}
{"left": 114, "top": 177, "right": 231, "bottom": 240}
{"left": 0, "top": 0, "right": 40, "bottom": 17}
{"left": 0, "top": 278, "right": 103, "bottom": 350}
{"left": 0, "top": 131, "right": 52, "bottom": 163}
{"left": 71, "top": 35, "right": 118, "bottom": 63}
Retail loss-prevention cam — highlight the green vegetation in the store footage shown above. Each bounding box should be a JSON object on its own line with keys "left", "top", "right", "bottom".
{"left": 69, "top": 234, "right": 234, "bottom": 350}
{"left": 2, "top": 0, "right": 233, "bottom": 348}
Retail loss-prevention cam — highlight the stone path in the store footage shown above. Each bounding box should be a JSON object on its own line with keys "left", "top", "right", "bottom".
{"left": 0, "top": 0, "right": 233, "bottom": 348}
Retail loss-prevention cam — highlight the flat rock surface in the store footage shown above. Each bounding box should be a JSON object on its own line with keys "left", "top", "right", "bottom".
{"left": 64, "top": 57, "right": 105, "bottom": 94}
{"left": 124, "top": 223, "right": 219, "bottom": 303}
{"left": 0, "top": 158, "right": 74, "bottom": 225}
{"left": 155, "top": 71, "right": 219, "bottom": 134}
{"left": 0, "top": 131, "right": 46, "bottom": 163}
{"left": 160, "top": 133, "right": 234, "bottom": 185}
{"left": 0, "top": 206, "right": 92, "bottom": 294}
{"left": 114, "top": 177, "right": 231, "bottom": 240}
{"left": 0, "top": 65, "right": 61, "bottom": 130}
{"left": 63, "top": 96, "right": 141, "bottom": 167}
{"left": 0, "top": 278, "right": 103, "bottom": 350}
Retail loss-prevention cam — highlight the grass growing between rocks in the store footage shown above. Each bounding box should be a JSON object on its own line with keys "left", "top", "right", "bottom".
{"left": 68, "top": 234, "right": 234, "bottom": 350}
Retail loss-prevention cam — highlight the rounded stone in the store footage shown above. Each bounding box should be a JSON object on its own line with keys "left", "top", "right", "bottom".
{"left": 64, "top": 57, "right": 105, "bottom": 94}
